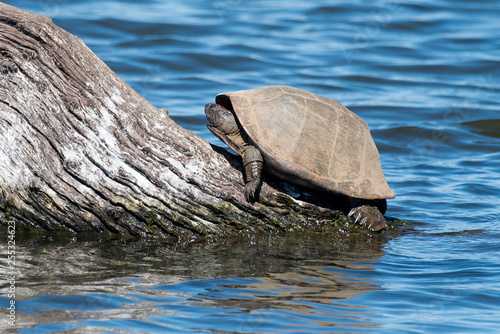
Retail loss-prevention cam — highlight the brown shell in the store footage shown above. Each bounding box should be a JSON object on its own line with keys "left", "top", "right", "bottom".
{"left": 215, "top": 85, "right": 395, "bottom": 200}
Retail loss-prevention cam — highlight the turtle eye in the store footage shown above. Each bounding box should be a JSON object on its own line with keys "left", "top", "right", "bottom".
{"left": 205, "top": 104, "right": 220, "bottom": 125}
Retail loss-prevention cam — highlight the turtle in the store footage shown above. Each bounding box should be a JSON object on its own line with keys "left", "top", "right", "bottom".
{"left": 205, "top": 85, "right": 395, "bottom": 231}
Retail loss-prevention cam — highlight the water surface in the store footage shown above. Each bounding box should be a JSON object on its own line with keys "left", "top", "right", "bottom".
{"left": 1, "top": 0, "right": 500, "bottom": 333}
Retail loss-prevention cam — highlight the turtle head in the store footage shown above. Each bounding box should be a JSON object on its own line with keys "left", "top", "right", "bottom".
{"left": 205, "top": 103, "right": 239, "bottom": 135}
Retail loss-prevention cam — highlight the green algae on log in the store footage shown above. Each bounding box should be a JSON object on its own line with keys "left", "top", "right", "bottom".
{"left": 0, "top": 3, "right": 398, "bottom": 241}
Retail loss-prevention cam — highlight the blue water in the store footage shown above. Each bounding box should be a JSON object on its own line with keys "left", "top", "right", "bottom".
{"left": 1, "top": 0, "right": 500, "bottom": 333}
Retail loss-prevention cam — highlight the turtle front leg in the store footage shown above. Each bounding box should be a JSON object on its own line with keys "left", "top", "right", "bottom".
{"left": 242, "top": 146, "right": 263, "bottom": 202}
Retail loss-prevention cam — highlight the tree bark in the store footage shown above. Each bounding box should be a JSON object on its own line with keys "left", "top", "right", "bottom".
{"left": 0, "top": 3, "right": 379, "bottom": 241}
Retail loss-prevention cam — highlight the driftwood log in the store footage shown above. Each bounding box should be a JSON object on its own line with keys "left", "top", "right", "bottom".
{"left": 0, "top": 4, "right": 387, "bottom": 241}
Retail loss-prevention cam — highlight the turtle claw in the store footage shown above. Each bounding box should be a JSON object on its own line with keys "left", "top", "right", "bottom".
{"left": 348, "top": 205, "right": 387, "bottom": 232}
{"left": 244, "top": 181, "right": 259, "bottom": 202}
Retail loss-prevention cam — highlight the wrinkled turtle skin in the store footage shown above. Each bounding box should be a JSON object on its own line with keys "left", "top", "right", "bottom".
{"left": 205, "top": 85, "right": 395, "bottom": 231}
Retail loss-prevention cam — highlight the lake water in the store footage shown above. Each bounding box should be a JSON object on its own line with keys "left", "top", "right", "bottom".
{"left": 1, "top": 0, "right": 500, "bottom": 333}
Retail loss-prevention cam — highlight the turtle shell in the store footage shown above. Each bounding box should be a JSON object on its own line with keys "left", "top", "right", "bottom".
{"left": 215, "top": 85, "right": 395, "bottom": 200}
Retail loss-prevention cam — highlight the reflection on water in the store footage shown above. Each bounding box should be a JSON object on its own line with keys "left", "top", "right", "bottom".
{"left": 462, "top": 119, "right": 500, "bottom": 139}
{"left": 1, "top": 233, "right": 386, "bottom": 332}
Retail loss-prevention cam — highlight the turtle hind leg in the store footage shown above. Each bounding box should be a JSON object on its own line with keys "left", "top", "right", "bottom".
{"left": 348, "top": 205, "right": 387, "bottom": 231}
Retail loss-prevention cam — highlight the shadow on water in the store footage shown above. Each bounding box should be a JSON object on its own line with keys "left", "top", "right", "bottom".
{"left": 1, "top": 232, "right": 390, "bottom": 332}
